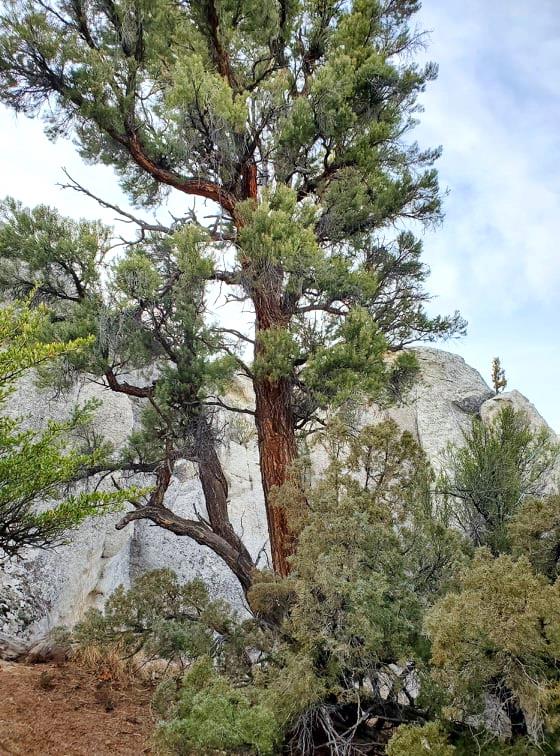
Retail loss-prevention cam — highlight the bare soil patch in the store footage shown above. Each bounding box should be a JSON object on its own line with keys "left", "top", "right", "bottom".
{"left": 0, "top": 659, "right": 155, "bottom": 755}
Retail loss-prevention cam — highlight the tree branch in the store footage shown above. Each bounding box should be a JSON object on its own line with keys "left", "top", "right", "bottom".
{"left": 126, "top": 132, "right": 240, "bottom": 223}
{"left": 115, "top": 502, "right": 254, "bottom": 591}
{"left": 104, "top": 367, "right": 155, "bottom": 398}
{"left": 59, "top": 169, "right": 172, "bottom": 236}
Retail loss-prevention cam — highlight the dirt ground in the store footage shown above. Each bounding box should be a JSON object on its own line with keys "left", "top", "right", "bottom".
{"left": 0, "top": 659, "right": 156, "bottom": 755}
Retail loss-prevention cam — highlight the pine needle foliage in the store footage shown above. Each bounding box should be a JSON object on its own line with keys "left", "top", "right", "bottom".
{"left": 440, "top": 405, "right": 558, "bottom": 555}
{"left": 0, "top": 301, "right": 138, "bottom": 557}
{"left": 425, "top": 549, "right": 560, "bottom": 747}
{"left": 71, "top": 407, "right": 560, "bottom": 753}
{"left": 74, "top": 419, "right": 470, "bottom": 754}
{"left": 491, "top": 358, "right": 507, "bottom": 395}
{"left": 508, "top": 494, "right": 560, "bottom": 581}
{"left": 0, "top": 0, "right": 466, "bottom": 575}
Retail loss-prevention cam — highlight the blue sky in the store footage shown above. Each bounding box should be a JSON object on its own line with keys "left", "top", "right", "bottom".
{"left": 0, "top": 1, "right": 558, "bottom": 429}
{"left": 415, "top": 0, "right": 560, "bottom": 430}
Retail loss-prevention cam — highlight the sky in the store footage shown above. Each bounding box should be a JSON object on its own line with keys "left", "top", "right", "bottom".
{"left": 414, "top": 0, "right": 560, "bottom": 430}
{"left": 0, "top": 0, "right": 558, "bottom": 429}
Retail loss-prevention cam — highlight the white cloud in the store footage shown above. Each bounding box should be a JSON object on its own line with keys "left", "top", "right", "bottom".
{"left": 417, "top": 0, "right": 560, "bottom": 312}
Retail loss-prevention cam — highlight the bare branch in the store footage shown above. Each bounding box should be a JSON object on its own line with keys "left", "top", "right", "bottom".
{"left": 59, "top": 169, "right": 172, "bottom": 235}
{"left": 104, "top": 367, "right": 155, "bottom": 398}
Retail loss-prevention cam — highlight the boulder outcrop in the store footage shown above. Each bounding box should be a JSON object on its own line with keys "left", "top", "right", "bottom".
{"left": 1, "top": 347, "right": 557, "bottom": 645}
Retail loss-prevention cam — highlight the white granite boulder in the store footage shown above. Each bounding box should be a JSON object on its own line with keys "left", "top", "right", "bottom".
{"left": 1, "top": 348, "right": 556, "bottom": 646}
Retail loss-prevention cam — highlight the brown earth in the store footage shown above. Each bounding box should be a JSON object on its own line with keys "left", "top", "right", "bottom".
{"left": 0, "top": 659, "right": 156, "bottom": 755}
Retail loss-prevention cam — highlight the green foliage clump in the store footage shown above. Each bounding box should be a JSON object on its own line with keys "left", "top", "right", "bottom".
{"left": 254, "top": 327, "right": 301, "bottom": 382}
{"left": 387, "top": 722, "right": 455, "bottom": 755}
{"left": 72, "top": 419, "right": 465, "bottom": 752}
{"left": 72, "top": 407, "right": 560, "bottom": 753}
{"left": 491, "top": 357, "right": 507, "bottom": 395}
{"left": 453, "top": 735, "right": 549, "bottom": 755}
{"left": 425, "top": 549, "right": 560, "bottom": 741}
{"left": 156, "top": 657, "right": 280, "bottom": 756}
{"left": 74, "top": 569, "right": 249, "bottom": 668}
{"left": 441, "top": 405, "right": 558, "bottom": 554}
{"left": 87, "top": 420, "right": 471, "bottom": 752}
{"left": 302, "top": 307, "right": 389, "bottom": 406}
{"left": 509, "top": 495, "right": 560, "bottom": 581}
{"left": 237, "top": 186, "right": 320, "bottom": 277}
{"left": 113, "top": 252, "right": 162, "bottom": 301}
{"left": 74, "top": 569, "right": 286, "bottom": 754}
{"left": 0, "top": 301, "right": 138, "bottom": 557}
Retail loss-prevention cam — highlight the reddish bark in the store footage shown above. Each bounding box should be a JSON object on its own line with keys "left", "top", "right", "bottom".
{"left": 126, "top": 133, "right": 240, "bottom": 222}
{"left": 206, "top": 0, "right": 237, "bottom": 89}
{"left": 242, "top": 162, "right": 258, "bottom": 201}
{"left": 240, "top": 162, "right": 300, "bottom": 576}
{"left": 251, "top": 284, "right": 300, "bottom": 576}
{"left": 115, "top": 132, "right": 300, "bottom": 575}
{"left": 253, "top": 371, "right": 298, "bottom": 576}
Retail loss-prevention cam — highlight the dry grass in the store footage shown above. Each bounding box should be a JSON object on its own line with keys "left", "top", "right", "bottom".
{"left": 73, "top": 643, "right": 139, "bottom": 685}
{"left": 73, "top": 642, "right": 183, "bottom": 686}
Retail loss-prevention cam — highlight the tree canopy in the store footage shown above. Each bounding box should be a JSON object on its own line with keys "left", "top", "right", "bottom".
{"left": 2, "top": 3, "right": 560, "bottom": 755}
{"left": 0, "top": 0, "right": 465, "bottom": 576}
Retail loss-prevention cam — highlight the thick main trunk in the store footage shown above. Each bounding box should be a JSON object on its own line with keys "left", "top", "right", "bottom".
{"left": 253, "top": 372, "right": 298, "bottom": 576}
{"left": 251, "top": 285, "right": 300, "bottom": 576}
{"left": 239, "top": 168, "right": 299, "bottom": 577}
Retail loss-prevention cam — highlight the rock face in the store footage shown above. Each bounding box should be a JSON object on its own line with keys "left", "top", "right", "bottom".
{"left": 1, "top": 348, "right": 557, "bottom": 643}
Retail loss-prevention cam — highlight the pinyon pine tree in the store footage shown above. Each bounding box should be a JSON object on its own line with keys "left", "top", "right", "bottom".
{"left": 0, "top": 0, "right": 464, "bottom": 578}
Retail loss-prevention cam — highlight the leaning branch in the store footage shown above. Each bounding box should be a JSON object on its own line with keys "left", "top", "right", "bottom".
{"left": 115, "top": 502, "right": 254, "bottom": 591}
{"left": 125, "top": 132, "right": 241, "bottom": 224}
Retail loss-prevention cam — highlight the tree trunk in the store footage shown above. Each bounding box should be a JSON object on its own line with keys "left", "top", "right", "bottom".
{"left": 241, "top": 163, "right": 299, "bottom": 577}
{"left": 196, "top": 415, "right": 255, "bottom": 590}
{"left": 251, "top": 288, "right": 299, "bottom": 576}
{"left": 253, "top": 371, "right": 298, "bottom": 576}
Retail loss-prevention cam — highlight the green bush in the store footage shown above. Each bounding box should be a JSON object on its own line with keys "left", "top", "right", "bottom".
{"left": 156, "top": 657, "right": 280, "bottom": 755}
{"left": 441, "top": 405, "right": 558, "bottom": 554}
{"left": 387, "top": 722, "right": 455, "bottom": 755}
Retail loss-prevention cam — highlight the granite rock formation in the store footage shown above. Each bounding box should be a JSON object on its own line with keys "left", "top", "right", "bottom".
{"left": 1, "top": 348, "right": 557, "bottom": 644}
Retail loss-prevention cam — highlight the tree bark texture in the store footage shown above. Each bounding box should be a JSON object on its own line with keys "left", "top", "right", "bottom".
{"left": 252, "top": 284, "right": 299, "bottom": 577}
{"left": 253, "top": 371, "right": 298, "bottom": 576}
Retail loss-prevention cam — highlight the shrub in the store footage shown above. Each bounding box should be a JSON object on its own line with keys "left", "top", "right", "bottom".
{"left": 156, "top": 657, "right": 280, "bottom": 756}
{"left": 387, "top": 722, "right": 455, "bottom": 755}
{"left": 425, "top": 549, "right": 560, "bottom": 741}
{"left": 441, "top": 406, "right": 558, "bottom": 554}
{"left": 509, "top": 495, "right": 560, "bottom": 580}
